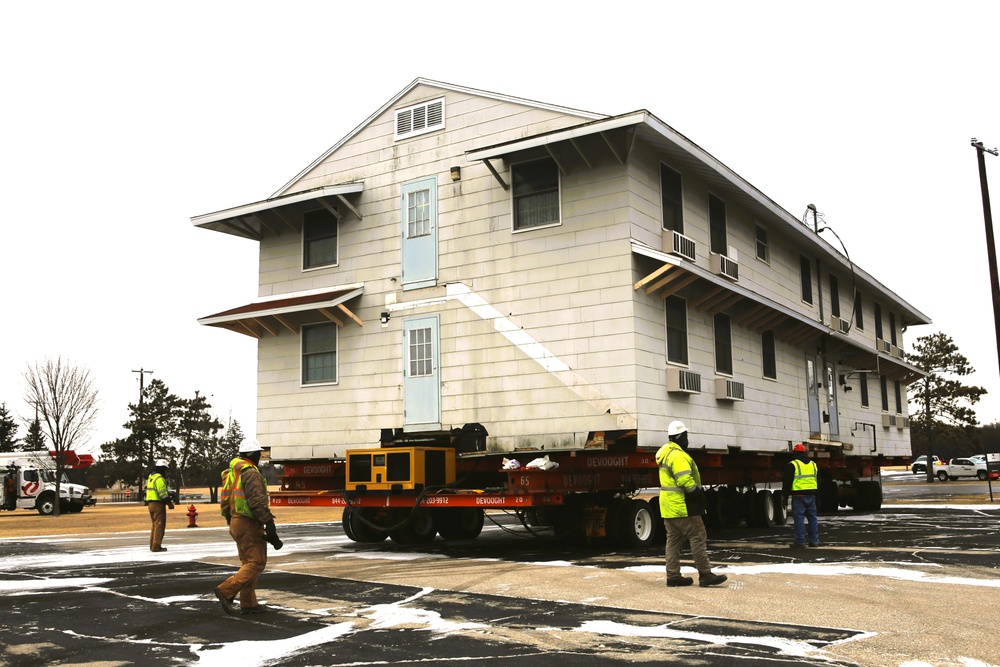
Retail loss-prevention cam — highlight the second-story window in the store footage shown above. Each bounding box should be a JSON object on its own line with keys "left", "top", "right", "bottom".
{"left": 709, "top": 194, "right": 727, "bottom": 255}
{"left": 855, "top": 290, "right": 865, "bottom": 330}
{"left": 860, "top": 371, "right": 869, "bottom": 407}
{"left": 894, "top": 380, "right": 903, "bottom": 413}
{"left": 880, "top": 375, "right": 889, "bottom": 411}
{"left": 665, "top": 295, "right": 688, "bottom": 365}
{"left": 829, "top": 274, "right": 841, "bottom": 318}
{"left": 889, "top": 312, "right": 898, "bottom": 346}
{"left": 512, "top": 158, "right": 559, "bottom": 230}
{"left": 874, "top": 303, "right": 884, "bottom": 341}
{"left": 714, "top": 313, "right": 733, "bottom": 375}
{"left": 660, "top": 164, "right": 683, "bottom": 233}
{"left": 303, "top": 208, "right": 338, "bottom": 270}
{"left": 755, "top": 224, "right": 769, "bottom": 263}
{"left": 800, "top": 255, "right": 813, "bottom": 305}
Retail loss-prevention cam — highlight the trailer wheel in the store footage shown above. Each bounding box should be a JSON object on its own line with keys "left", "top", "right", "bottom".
{"left": 349, "top": 507, "right": 390, "bottom": 543}
{"left": 646, "top": 498, "right": 666, "bottom": 544}
{"left": 819, "top": 480, "right": 839, "bottom": 513}
{"left": 389, "top": 508, "right": 436, "bottom": 545}
{"left": 856, "top": 481, "right": 882, "bottom": 512}
{"left": 750, "top": 490, "right": 776, "bottom": 528}
{"left": 615, "top": 499, "right": 656, "bottom": 548}
{"left": 702, "top": 490, "right": 720, "bottom": 528}
{"left": 715, "top": 487, "right": 743, "bottom": 528}
{"left": 436, "top": 508, "right": 484, "bottom": 540}
{"left": 35, "top": 492, "right": 56, "bottom": 516}
{"left": 771, "top": 491, "right": 788, "bottom": 525}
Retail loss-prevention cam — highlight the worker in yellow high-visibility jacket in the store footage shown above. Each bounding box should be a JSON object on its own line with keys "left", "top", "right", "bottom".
{"left": 145, "top": 459, "right": 173, "bottom": 552}
{"left": 656, "top": 421, "right": 727, "bottom": 588}
{"left": 782, "top": 443, "right": 820, "bottom": 548}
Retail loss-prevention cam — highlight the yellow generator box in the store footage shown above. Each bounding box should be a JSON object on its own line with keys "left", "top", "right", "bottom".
{"left": 346, "top": 447, "right": 455, "bottom": 491}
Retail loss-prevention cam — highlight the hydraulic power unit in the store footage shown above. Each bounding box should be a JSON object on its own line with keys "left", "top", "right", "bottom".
{"left": 346, "top": 446, "right": 455, "bottom": 492}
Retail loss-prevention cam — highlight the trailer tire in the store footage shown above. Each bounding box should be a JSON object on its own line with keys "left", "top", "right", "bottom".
{"left": 436, "top": 508, "right": 484, "bottom": 540}
{"left": 771, "top": 491, "right": 788, "bottom": 525}
{"left": 647, "top": 498, "right": 666, "bottom": 544}
{"left": 389, "top": 508, "right": 436, "bottom": 545}
{"left": 819, "top": 480, "right": 839, "bottom": 513}
{"left": 856, "top": 481, "right": 882, "bottom": 512}
{"left": 750, "top": 490, "right": 776, "bottom": 528}
{"left": 615, "top": 499, "right": 656, "bottom": 548}
{"left": 348, "top": 507, "right": 390, "bottom": 543}
{"left": 35, "top": 492, "right": 56, "bottom": 516}
{"left": 715, "top": 487, "right": 743, "bottom": 528}
{"left": 703, "top": 490, "right": 720, "bottom": 528}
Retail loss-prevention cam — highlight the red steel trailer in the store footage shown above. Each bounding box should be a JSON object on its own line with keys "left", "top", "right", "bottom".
{"left": 270, "top": 427, "right": 901, "bottom": 547}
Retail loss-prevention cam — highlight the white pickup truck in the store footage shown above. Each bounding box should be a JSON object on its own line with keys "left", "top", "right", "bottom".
{"left": 934, "top": 457, "right": 997, "bottom": 481}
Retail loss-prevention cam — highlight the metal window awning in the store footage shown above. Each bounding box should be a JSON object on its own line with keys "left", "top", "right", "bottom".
{"left": 191, "top": 183, "right": 364, "bottom": 240}
{"left": 199, "top": 285, "right": 364, "bottom": 338}
{"left": 632, "top": 241, "right": 925, "bottom": 384}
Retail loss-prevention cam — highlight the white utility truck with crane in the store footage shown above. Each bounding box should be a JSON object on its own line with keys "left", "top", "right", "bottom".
{"left": 0, "top": 450, "right": 96, "bottom": 515}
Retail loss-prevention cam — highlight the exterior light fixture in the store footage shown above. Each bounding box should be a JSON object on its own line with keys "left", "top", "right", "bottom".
{"left": 450, "top": 166, "right": 461, "bottom": 181}
{"left": 380, "top": 312, "right": 390, "bottom": 327}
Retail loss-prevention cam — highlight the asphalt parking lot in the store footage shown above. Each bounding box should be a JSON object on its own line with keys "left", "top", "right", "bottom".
{"left": 1, "top": 476, "right": 998, "bottom": 667}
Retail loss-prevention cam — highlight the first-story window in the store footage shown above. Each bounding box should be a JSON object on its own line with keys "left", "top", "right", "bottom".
{"left": 512, "top": 158, "right": 559, "bottom": 230}
{"left": 714, "top": 313, "right": 733, "bottom": 375}
{"left": 761, "top": 330, "right": 776, "bottom": 379}
{"left": 302, "top": 323, "right": 338, "bottom": 384}
{"left": 303, "top": 208, "right": 338, "bottom": 269}
{"left": 665, "top": 295, "right": 688, "bottom": 365}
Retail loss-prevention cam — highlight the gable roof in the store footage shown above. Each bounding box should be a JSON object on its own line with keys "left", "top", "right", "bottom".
{"left": 271, "top": 78, "right": 607, "bottom": 198}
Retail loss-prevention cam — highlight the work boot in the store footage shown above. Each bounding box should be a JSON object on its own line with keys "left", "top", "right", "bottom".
{"left": 808, "top": 542, "right": 819, "bottom": 548}
{"left": 666, "top": 576, "right": 694, "bottom": 587}
{"left": 699, "top": 572, "right": 728, "bottom": 587}
{"left": 214, "top": 588, "right": 239, "bottom": 616}
{"left": 790, "top": 543, "right": 806, "bottom": 549}
{"left": 241, "top": 605, "right": 269, "bottom": 615}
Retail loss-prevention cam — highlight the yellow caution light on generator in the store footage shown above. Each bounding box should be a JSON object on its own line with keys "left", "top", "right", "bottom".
{"left": 345, "top": 447, "right": 456, "bottom": 492}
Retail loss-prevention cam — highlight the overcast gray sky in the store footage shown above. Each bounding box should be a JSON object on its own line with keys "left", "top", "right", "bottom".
{"left": 2, "top": 2, "right": 998, "bottom": 454}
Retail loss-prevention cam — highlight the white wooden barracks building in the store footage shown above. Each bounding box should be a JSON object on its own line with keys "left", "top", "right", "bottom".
{"left": 193, "top": 79, "right": 929, "bottom": 461}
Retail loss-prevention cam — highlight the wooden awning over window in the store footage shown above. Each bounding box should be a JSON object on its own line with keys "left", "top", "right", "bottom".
{"left": 632, "top": 241, "right": 925, "bottom": 384}
{"left": 199, "top": 285, "right": 364, "bottom": 339}
{"left": 191, "top": 182, "right": 364, "bottom": 240}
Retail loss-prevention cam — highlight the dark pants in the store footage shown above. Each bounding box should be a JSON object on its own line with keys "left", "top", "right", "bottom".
{"left": 664, "top": 515, "right": 713, "bottom": 579}
{"left": 217, "top": 515, "right": 268, "bottom": 609}
{"left": 792, "top": 494, "right": 820, "bottom": 545}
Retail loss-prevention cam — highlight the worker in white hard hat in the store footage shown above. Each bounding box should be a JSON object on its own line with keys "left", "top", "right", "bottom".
{"left": 656, "top": 421, "right": 727, "bottom": 588}
{"left": 215, "top": 440, "right": 280, "bottom": 616}
{"left": 145, "top": 458, "right": 173, "bottom": 552}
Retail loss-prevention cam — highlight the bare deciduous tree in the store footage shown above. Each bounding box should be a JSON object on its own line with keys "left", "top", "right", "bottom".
{"left": 22, "top": 357, "right": 99, "bottom": 516}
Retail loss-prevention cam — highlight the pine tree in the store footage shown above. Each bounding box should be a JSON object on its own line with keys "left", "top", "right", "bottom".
{"left": 0, "top": 403, "right": 18, "bottom": 452}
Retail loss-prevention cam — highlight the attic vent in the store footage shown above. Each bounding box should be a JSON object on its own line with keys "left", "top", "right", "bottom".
{"left": 395, "top": 98, "right": 445, "bottom": 140}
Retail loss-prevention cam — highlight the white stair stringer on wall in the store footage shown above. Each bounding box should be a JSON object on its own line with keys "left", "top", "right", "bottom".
{"left": 387, "top": 282, "right": 638, "bottom": 429}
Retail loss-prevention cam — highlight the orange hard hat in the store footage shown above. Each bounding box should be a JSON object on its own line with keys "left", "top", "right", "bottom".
{"left": 793, "top": 443, "right": 807, "bottom": 452}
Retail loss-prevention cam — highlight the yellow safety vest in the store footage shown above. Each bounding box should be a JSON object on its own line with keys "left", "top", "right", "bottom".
{"left": 655, "top": 441, "right": 701, "bottom": 518}
{"left": 221, "top": 457, "right": 265, "bottom": 519}
{"left": 790, "top": 459, "right": 819, "bottom": 491}
{"left": 146, "top": 472, "right": 167, "bottom": 503}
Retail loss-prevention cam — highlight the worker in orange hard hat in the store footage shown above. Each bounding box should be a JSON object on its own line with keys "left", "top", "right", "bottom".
{"left": 782, "top": 443, "right": 819, "bottom": 548}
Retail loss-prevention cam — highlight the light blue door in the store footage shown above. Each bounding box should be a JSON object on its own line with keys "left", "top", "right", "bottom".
{"left": 403, "top": 315, "right": 440, "bottom": 431}
{"left": 401, "top": 176, "right": 438, "bottom": 290}
{"left": 806, "top": 355, "right": 820, "bottom": 437}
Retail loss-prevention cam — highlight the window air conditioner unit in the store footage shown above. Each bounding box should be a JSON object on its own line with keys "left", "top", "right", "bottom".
{"left": 876, "top": 338, "right": 892, "bottom": 354}
{"left": 710, "top": 253, "right": 739, "bottom": 282}
{"left": 715, "top": 377, "right": 745, "bottom": 401}
{"left": 669, "top": 231, "right": 696, "bottom": 261}
{"left": 890, "top": 345, "right": 902, "bottom": 359}
{"left": 900, "top": 417, "right": 910, "bottom": 429}
{"left": 829, "top": 315, "right": 850, "bottom": 335}
{"left": 666, "top": 368, "right": 701, "bottom": 394}
{"left": 881, "top": 413, "right": 897, "bottom": 428}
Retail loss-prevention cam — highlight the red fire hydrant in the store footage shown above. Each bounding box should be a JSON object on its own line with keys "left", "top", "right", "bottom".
{"left": 186, "top": 504, "right": 199, "bottom": 528}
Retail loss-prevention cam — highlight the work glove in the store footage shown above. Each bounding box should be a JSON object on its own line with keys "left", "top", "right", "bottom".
{"left": 167, "top": 502, "right": 174, "bottom": 510}
{"left": 264, "top": 519, "right": 283, "bottom": 550}
{"left": 224, "top": 514, "right": 231, "bottom": 526}
{"left": 684, "top": 486, "right": 708, "bottom": 516}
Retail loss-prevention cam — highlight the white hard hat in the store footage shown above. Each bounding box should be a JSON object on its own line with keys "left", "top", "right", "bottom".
{"left": 154, "top": 459, "right": 168, "bottom": 467}
{"left": 239, "top": 440, "right": 263, "bottom": 454}
{"left": 667, "top": 420, "right": 688, "bottom": 437}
